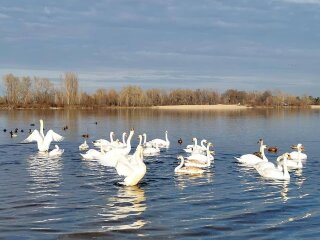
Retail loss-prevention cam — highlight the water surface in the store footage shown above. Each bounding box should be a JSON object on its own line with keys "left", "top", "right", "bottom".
{"left": 0, "top": 108, "right": 319, "bottom": 239}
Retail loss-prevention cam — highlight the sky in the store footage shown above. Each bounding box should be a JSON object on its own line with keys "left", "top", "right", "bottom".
{"left": 0, "top": 0, "right": 320, "bottom": 95}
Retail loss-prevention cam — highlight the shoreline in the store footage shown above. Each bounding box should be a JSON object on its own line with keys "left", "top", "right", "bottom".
{"left": 151, "top": 104, "right": 251, "bottom": 110}
{"left": 310, "top": 105, "right": 320, "bottom": 109}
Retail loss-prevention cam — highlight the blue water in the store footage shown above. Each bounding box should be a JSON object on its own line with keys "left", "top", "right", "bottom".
{"left": 0, "top": 108, "right": 319, "bottom": 239}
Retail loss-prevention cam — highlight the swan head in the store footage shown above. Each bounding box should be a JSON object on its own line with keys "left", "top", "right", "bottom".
{"left": 291, "top": 143, "right": 304, "bottom": 150}
{"left": 277, "top": 153, "right": 291, "bottom": 162}
{"left": 257, "top": 138, "right": 263, "bottom": 144}
{"left": 177, "top": 155, "right": 184, "bottom": 161}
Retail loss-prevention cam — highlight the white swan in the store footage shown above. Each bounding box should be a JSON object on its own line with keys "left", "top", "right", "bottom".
{"left": 143, "top": 145, "right": 160, "bottom": 156}
{"left": 114, "top": 145, "right": 146, "bottom": 186}
{"left": 277, "top": 151, "right": 303, "bottom": 170}
{"left": 184, "top": 137, "right": 198, "bottom": 153}
{"left": 149, "top": 130, "right": 170, "bottom": 148}
{"left": 98, "top": 129, "right": 135, "bottom": 167}
{"left": 142, "top": 133, "right": 154, "bottom": 148}
{"left": 49, "top": 145, "right": 64, "bottom": 157}
{"left": 93, "top": 131, "right": 114, "bottom": 147}
{"left": 184, "top": 138, "right": 207, "bottom": 153}
{"left": 256, "top": 153, "right": 290, "bottom": 180}
{"left": 186, "top": 142, "right": 214, "bottom": 162}
{"left": 113, "top": 132, "right": 127, "bottom": 148}
{"left": 290, "top": 143, "right": 307, "bottom": 160}
{"left": 79, "top": 140, "right": 89, "bottom": 151}
{"left": 184, "top": 155, "right": 211, "bottom": 168}
{"left": 22, "top": 119, "right": 64, "bottom": 152}
{"left": 80, "top": 144, "right": 108, "bottom": 160}
{"left": 186, "top": 137, "right": 198, "bottom": 149}
{"left": 142, "top": 133, "right": 160, "bottom": 156}
{"left": 235, "top": 144, "right": 268, "bottom": 166}
{"left": 175, "top": 156, "right": 205, "bottom": 174}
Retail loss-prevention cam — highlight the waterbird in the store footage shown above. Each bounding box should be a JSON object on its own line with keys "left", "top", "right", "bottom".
{"left": 175, "top": 156, "right": 205, "bottom": 174}
{"left": 22, "top": 119, "right": 64, "bottom": 152}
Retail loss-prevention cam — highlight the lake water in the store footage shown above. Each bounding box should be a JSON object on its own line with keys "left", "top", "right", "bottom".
{"left": 0, "top": 108, "right": 319, "bottom": 239}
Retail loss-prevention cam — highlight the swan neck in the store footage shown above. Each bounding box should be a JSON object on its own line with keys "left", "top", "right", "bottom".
{"left": 165, "top": 131, "right": 169, "bottom": 143}
{"left": 39, "top": 119, "right": 44, "bottom": 137}
{"left": 282, "top": 157, "right": 290, "bottom": 177}
{"left": 143, "top": 134, "right": 147, "bottom": 144}
{"left": 122, "top": 133, "right": 126, "bottom": 144}
{"left": 175, "top": 157, "right": 184, "bottom": 172}
{"left": 126, "top": 131, "right": 134, "bottom": 150}
{"left": 260, "top": 146, "right": 267, "bottom": 161}
{"left": 110, "top": 132, "right": 114, "bottom": 143}
{"left": 194, "top": 138, "right": 198, "bottom": 147}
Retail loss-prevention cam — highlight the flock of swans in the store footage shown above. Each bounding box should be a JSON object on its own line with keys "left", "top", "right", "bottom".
{"left": 21, "top": 119, "right": 307, "bottom": 186}
{"left": 235, "top": 139, "right": 307, "bottom": 180}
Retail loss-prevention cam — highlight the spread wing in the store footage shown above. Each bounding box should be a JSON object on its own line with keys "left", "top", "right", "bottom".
{"left": 44, "top": 130, "right": 64, "bottom": 142}
{"left": 115, "top": 156, "right": 134, "bottom": 177}
{"left": 21, "top": 130, "right": 42, "bottom": 143}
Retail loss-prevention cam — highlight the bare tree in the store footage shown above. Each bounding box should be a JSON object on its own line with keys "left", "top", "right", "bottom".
{"left": 63, "top": 72, "right": 79, "bottom": 105}
{"left": 3, "top": 74, "right": 19, "bottom": 105}
{"left": 19, "top": 76, "right": 31, "bottom": 105}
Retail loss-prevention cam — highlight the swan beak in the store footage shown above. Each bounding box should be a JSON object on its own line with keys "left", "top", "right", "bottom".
{"left": 210, "top": 151, "right": 215, "bottom": 155}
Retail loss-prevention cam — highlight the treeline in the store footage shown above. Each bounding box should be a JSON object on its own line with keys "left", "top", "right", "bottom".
{"left": 1, "top": 73, "right": 319, "bottom": 108}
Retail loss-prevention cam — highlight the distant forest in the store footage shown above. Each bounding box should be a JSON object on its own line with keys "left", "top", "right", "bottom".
{"left": 1, "top": 72, "right": 319, "bottom": 108}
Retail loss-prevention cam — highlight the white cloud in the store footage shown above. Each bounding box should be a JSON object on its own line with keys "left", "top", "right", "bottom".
{"left": 280, "top": 0, "right": 320, "bottom": 4}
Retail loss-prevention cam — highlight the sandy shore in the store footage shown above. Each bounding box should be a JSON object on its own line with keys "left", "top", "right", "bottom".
{"left": 310, "top": 105, "right": 320, "bottom": 109}
{"left": 151, "top": 104, "right": 251, "bottom": 110}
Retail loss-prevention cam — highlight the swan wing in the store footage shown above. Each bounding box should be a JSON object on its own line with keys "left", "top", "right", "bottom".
{"left": 45, "top": 130, "right": 64, "bottom": 142}
{"left": 98, "top": 150, "right": 124, "bottom": 167}
{"left": 21, "top": 129, "right": 43, "bottom": 143}
{"left": 115, "top": 156, "right": 134, "bottom": 177}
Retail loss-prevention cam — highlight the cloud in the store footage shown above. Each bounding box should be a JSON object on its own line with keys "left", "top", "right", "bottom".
{"left": 279, "top": 0, "right": 320, "bottom": 4}
{"left": 0, "top": 13, "right": 9, "bottom": 19}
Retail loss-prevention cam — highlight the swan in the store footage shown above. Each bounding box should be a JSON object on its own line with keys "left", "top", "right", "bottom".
{"left": 184, "top": 154, "right": 211, "bottom": 168}
{"left": 143, "top": 145, "right": 160, "bottom": 156}
{"left": 277, "top": 151, "right": 303, "bottom": 170}
{"left": 149, "top": 130, "right": 170, "bottom": 148}
{"left": 142, "top": 133, "right": 160, "bottom": 156}
{"left": 184, "top": 138, "right": 207, "bottom": 153}
{"left": 80, "top": 144, "right": 109, "bottom": 160}
{"left": 93, "top": 131, "right": 115, "bottom": 147}
{"left": 175, "top": 156, "right": 205, "bottom": 174}
{"left": 256, "top": 153, "right": 290, "bottom": 180}
{"left": 22, "top": 119, "right": 64, "bottom": 152}
{"left": 184, "top": 137, "right": 198, "bottom": 152}
{"left": 113, "top": 132, "right": 127, "bottom": 148}
{"left": 142, "top": 133, "right": 154, "bottom": 148}
{"left": 186, "top": 142, "right": 214, "bottom": 162}
{"left": 113, "top": 145, "right": 146, "bottom": 186}
{"left": 235, "top": 144, "right": 268, "bottom": 166}
{"left": 98, "top": 129, "right": 135, "bottom": 167}
{"left": 290, "top": 143, "right": 307, "bottom": 160}
{"left": 79, "top": 140, "right": 89, "bottom": 151}
{"left": 49, "top": 145, "right": 64, "bottom": 157}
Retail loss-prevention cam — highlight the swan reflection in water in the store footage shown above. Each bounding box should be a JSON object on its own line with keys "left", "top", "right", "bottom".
{"left": 174, "top": 171, "right": 214, "bottom": 190}
{"left": 26, "top": 153, "right": 63, "bottom": 197}
{"left": 99, "top": 185, "right": 147, "bottom": 231}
